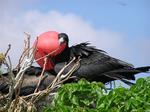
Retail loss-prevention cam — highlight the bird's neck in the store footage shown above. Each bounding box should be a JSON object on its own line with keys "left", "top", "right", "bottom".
{"left": 54, "top": 46, "right": 70, "bottom": 64}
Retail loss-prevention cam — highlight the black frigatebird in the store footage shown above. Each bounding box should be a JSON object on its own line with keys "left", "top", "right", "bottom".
{"left": 0, "top": 31, "right": 150, "bottom": 96}
{"left": 53, "top": 33, "right": 150, "bottom": 84}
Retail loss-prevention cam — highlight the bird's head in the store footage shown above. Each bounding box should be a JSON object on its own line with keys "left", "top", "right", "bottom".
{"left": 58, "top": 33, "right": 69, "bottom": 47}
{"left": 34, "top": 31, "right": 68, "bottom": 70}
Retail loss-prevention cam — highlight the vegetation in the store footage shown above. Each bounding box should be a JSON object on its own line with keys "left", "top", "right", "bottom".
{"left": 44, "top": 77, "right": 150, "bottom": 112}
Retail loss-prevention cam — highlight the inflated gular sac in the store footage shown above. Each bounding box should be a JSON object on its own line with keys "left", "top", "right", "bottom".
{"left": 34, "top": 31, "right": 66, "bottom": 70}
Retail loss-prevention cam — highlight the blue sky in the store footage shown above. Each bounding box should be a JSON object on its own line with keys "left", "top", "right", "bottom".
{"left": 23, "top": 0, "right": 150, "bottom": 38}
{"left": 0, "top": 0, "right": 150, "bottom": 80}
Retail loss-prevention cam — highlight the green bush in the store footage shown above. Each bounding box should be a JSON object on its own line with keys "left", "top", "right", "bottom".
{"left": 44, "top": 77, "right": 150, "bottom": 112}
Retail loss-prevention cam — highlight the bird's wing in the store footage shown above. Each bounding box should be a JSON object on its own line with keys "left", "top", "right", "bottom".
{"left": 54, "top": 42, "right": 137, "bottom": 84}
{"left": 69, "top": 42, "right": 133, "bottom": 68}
{"left": 69, "top": 42, "right": 106, "bottom": 59}
{"left": 55, "top": 42, "right": 150, "bottom": 85}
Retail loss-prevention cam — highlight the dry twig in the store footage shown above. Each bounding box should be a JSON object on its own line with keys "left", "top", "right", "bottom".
{"left": 31, "top": 57, "right": 81, "bottom": 104}
{"left": 4, "top": 44, "right": 11, "bottom": 57}
{"left": 34, "top": 57, "right": 48, "bottom": 93}
{"left": 0, "top": 32, "right": 81, "bottom": 112}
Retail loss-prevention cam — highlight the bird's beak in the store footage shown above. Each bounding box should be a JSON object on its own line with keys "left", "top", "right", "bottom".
{"left": 55, "top": 38, "right": 66, "bottom": 55}
{"left": 58, "top": 37, "right": 65, "bottom": 45}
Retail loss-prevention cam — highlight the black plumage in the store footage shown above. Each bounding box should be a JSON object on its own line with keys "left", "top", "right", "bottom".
{"left": 54, "top": 33, "right": 150, "bottom": 84}
{"left": 0, "top": 33, "right": 150, "bottom": 96}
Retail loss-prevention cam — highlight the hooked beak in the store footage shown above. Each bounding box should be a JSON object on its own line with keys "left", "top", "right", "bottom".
{"left": 58, "top": 37, "right": 65, "bottom": 45}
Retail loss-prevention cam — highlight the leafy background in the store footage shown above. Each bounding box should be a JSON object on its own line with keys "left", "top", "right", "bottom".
{"left": 44, "top": 77, "right": 150, "bottom": 112}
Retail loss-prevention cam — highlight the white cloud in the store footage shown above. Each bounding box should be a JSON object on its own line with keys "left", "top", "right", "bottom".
{"left": 0, "top": 2, "right": 150, "bottom": 67}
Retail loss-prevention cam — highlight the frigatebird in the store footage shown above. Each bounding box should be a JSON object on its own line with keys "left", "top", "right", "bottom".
{"left": 53, "top": 33, "right": 150, "bottom": 84}
{"left": 0, "top": 31, "right": 150, "bottom": 96}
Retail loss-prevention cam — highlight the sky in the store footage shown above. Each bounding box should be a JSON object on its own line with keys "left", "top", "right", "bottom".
{"left": 0, "top": 0, "right": 150, "bottom": 79}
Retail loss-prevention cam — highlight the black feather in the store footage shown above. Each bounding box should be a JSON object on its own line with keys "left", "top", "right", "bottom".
{"left": 135, "top": 66, "right": 150, "bottom": 72}
{"left": 69, "top": 42, "right": 106, "bottom": 59}
{"left": 54, "top": 42, "right": 150, "bottom": 85}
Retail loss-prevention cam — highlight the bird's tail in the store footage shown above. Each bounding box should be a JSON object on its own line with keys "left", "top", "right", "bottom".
{"left": 135, "top": 66, "right": 150, "bottom": 72}
{"left": 105, "top": 66, "right": 150, "bottom": 86}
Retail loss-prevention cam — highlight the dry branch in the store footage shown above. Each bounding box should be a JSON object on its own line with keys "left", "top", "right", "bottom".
{"left": 0, "top": 33, "right": 35, "bottom": 111}
{"left": 31, "top": 57, "right": 81, "bottom": 104}
{"left": 34, "top": 57, "right": 48, "bottom": 93}
{"left": 4, "top": 44, "right": 11, "bottom": 57}
{"left": 0, "top": 32, "right": 81, "bottom": 112}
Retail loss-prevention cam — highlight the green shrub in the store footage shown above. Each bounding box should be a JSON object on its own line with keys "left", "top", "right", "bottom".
{"left": 44, "top": 77, "right": 150, "bottom": 112}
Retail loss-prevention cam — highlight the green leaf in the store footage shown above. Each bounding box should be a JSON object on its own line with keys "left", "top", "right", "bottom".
{"left": 44, "top": 77, "right": 150, "bottom": 112}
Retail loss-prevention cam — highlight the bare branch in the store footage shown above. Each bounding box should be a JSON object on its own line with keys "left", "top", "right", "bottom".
{"left": 24, "top": 32, "right": 31, "bottom": 58}
{"left": 34, "top": 57, "right": 48, "bottom": 93}
{"left": 0, "top": 32, "right": 82, "bottom": 111}
{"left": 14, "top": 48, "right": 35, "bottom": 89}
{"left": 31, "top": 57, "right": 80, "bottom": 104}
{"left": 15, "top": 32, "right": 31, "bottom": 69}
{"left": 4, "top": 44, "right": 11, "bottom": 57}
